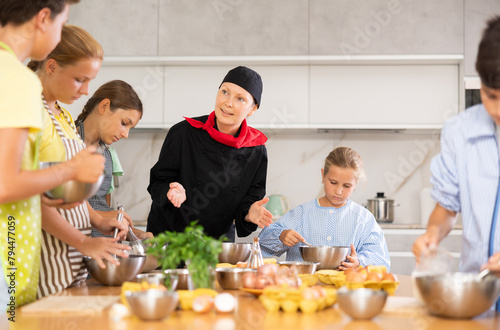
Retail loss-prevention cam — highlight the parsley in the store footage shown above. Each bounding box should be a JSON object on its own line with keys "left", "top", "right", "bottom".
{"left": 145, "top": 222, "right": 224, "bottom": 289}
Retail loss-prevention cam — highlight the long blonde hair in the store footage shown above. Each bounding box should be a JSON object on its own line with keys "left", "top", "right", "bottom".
{"left": 323, "top": 147, "right": 366, "bottom": 184}
{"left": 28, "top": 24, "right": 103, "bottom": 72}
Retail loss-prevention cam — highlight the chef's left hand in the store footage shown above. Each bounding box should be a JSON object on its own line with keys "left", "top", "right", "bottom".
{"left": 481, "top": 252, "right": 500, "bottom": 275}
{"left": 339, "top": 244, "right": 360, "bottom": 270}
{"left": 246, "top": 197, "right": 273, "bottom": 228}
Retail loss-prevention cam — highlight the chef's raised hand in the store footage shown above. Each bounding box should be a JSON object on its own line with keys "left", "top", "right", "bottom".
{"left": 167, "top": 182, "right": 186, "bottom": 208}
{"left": 81, "top": 237, "right": 131, "bottom": 269}
{"left": 246, "top": 197, "right": 273, "bottom": 228}
{"left": 66, "top": 146, "right": 105, "bottom": 183}
{"left": 279, "top": 229, "right": 304, "bottom": 247}
{"left": 339, "top": 244, "right": 360, "bottom": 270}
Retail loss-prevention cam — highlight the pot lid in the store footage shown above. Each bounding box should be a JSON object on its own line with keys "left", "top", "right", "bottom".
{"left": 367, "top": 192, "right": 394, "bottom": 201}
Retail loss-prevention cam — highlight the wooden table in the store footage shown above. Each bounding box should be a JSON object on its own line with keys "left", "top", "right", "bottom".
{"left": 3, "top": 275, "right": 499, "bottom": 330}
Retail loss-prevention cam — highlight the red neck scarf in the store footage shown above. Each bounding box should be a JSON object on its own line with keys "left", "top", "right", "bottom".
{"left": 184, "top": 111, "right": 267, "bottom": 149}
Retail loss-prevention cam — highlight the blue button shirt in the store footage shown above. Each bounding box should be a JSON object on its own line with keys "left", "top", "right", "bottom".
{"left": 258, "top": 199, "right": 390, "bottom": 269}
{"left": 431, "top": 104, "right": 500, "bottom": 273}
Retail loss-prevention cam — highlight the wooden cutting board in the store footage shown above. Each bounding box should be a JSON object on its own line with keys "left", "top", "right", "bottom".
{"left": 21, "top": 295, "right": 119, "bottom": 314}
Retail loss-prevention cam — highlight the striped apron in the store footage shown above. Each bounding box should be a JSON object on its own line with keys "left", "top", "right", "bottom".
{"left": 37, "top": 101, "right": 92, "bottom": 298}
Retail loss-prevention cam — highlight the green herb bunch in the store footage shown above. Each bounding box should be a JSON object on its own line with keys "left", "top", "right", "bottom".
{"left": 145, "top": 222, "right": 224, "bottom": 289}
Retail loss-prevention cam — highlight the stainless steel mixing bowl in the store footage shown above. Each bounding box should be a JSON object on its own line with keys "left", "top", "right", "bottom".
{"left": 337, "top": 288, "right": 388, "bottom": 320}
{"left": 218, "top": 242, "right": 252, "bottom": 264}
{"left": 83, "top": 255, "right": 146, "bottom": 286}
{"left": 215, "top": 267, "right": 257, "bottom": 290}
{"left": 125, "top": 289, "right": 179, "bottom": 321}
{"left": 413, "top": 272, "right": 500, "bottom": 318}
{"left": 40, "top": 161, "right": 104, "bottom": 203}
{"left": 277, "top": 261, "right": 320, "bottom": 274}
{"left": 299, "top": 246, "right": 349, "bottom": 270}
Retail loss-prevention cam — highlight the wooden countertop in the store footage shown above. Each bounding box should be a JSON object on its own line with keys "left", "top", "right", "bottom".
{"left": 4, "top": 275, "right": 499, "bottom": 329}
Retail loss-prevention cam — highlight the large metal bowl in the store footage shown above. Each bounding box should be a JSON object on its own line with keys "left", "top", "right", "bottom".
{"left": 83, "top": 255, "right": 146, "bottom": 286}
{"left": 277, "top": 261, "right": 320, "bottom": 274}
{"left": 413, "top": 272, "right": 500, "bottom": 318}
{"left": 125, "top": 289, "right": 179, "bottom": 321}
{"left": 218, "top": 242, "right": 252, "bottom": 264}
{"left": 337, "top": 288, "right": 387, "bottom": 320}
{"left": 216, "top": 267, "right": 257, "bottom": 290}
{"left": 299, "top": 246, "right": 349, "bottom": 270}
{"left": 39, "top": 161, "right": 104, "bottom": 203}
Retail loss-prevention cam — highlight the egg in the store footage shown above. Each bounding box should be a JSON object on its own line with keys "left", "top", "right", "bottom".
{"left": 312, "top": 286, "right": 327, "bottom": 298}
{"left": 236, "top": 262, "right": 248, "bottom": 268}
{"left": 301, "top": 287, "right": 320, "bottom": 300}
{"left": 348, "top": 271, "right": 366, "bottom": 283}
{"left": 241, "top": 272, "right": 257, "bottom": 289}
{"left": 366, "top": 271, "right": 382, "bottom": 282}
{"left": 214, "top": 293, "right": 236, "bottom": 313}
{"left": 382, "top": 272, "right": 398, "bottom": 282}
{"left": 192, "top": 295, "right": 214, "bottom": 313}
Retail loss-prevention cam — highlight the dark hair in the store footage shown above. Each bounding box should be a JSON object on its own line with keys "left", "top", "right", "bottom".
{"left": 0, "top": 0, "right": 80, "bottom": 27}
{"left": 28, "top": 24, "right": 103, "bottom": 72}
{"left": 475, "top": 16, "right": 500, "bottom": 89}
{"left": 75, "top": 80, "right": 143, "bottom": 125}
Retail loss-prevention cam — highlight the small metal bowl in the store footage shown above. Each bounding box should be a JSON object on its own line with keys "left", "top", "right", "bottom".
{"left": 39, "top": 161, "right": 104, "bottom": 203}
{"left": 83, "top": 255, "right": 146, "bottom": 286}
{"left": 277, "top": 261, "right": 320, "bottom": 274}
{"left": 337, "top": 288, "right": 388, "bottom": 320}
{"left": 164, "top": 269, "right": 192, "bottom": 290}
{"left": 125, "top": 289, "right": 179, "bottom": 321}
{"left": 413, "top": 272, "right": 500, "bottom": 318}
{"left": 218, "top": 242, "right": 252, "bottom": 264}
{"left": 299, "top": 246, "right": 350, "bottom": 270}
{"left": 216, "top": 267, "right": 257, "bottom": 290}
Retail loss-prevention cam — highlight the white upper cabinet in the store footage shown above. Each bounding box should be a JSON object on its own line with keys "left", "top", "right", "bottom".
{"left": 61, "top": 66, "right": 164, "bottom": 129}
{"left": 163, "top": 65, "right": 309, "bottom": 128}
{"left": 309, "top": 64, "right": 460, "bottom": 129}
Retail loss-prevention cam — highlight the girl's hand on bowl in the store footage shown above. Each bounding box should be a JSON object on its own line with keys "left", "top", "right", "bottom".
{"left": 339, "top": 244, "right": 359, "bottom": 270}
{"left": 68, "top": 147, "right": 105, "bottom": 183}
{"left": 40, "top": 193, "right": 82, "bottom": 209}
{"left": 82, "top": 237, "right": 131, "bottom": 268}
{"left": 279, "top": 229, "right": 304, "bottom": 247}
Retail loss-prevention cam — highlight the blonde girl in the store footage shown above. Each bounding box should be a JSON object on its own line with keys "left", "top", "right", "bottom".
{"left": 28, "top": 25, "right": 130, "bottom": 298}
{"left": 259, "top": 147, "right": 390, "bottom": 270}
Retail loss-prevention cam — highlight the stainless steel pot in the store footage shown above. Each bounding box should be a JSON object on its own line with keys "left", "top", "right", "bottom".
{"left": 365, "top": 192, "right": 398, "bottom": 223}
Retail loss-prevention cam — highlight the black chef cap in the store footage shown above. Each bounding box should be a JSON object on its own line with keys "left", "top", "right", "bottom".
{"left": 219, "top": 66, "right": 262, "bottom": 108}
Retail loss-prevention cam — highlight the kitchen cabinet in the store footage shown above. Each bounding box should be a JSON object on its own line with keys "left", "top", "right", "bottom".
{"left": 61, "top": 65, "right": 165, "bottom": 129}
{"left": 163, "top": 65, "right": 309, "bottom": 128}
{"left": 383, "top": 228, "right": 462, "bottom": 275}
{"left": 310, "top": 0, "right": 463, "bottom": 56}
{"left": 309, "top": 63, "right": 460, "bottom": 129}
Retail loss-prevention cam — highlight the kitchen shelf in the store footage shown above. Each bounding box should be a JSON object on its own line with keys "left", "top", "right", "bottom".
{"left": 101, "top": 54, "right": 464, "bottom": 67}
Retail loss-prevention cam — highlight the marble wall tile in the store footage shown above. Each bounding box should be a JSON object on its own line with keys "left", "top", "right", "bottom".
{"left": 464, "top": 0, "right": 500, "bottom": 76}
{"left": 113, "top": 130, "right": 440, "bottom": 226}
{"left": 158, "top": 0, "right": 309, "bottom": 55}
{"left": 68, "top": 0, "right": 159, "bottom": 56}
{"left": 309, "top": 0, "right": 463, "bottom": 56}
